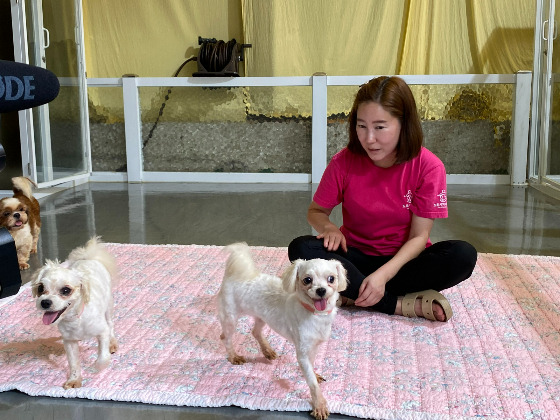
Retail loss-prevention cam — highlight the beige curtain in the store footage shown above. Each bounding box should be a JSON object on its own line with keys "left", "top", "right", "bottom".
{"left": 84, "top": 0, "right": 535, "bottom": 77}
{"left": 399, "top": 0, "right": 534, "bottom": 74}
{"left": 82, "top": 0, "right": 535, "bottom": 120}
{"left": 83, "top": 0, "right": 243, "bottom": 78}
{"left": 242, "top": 0, "right": 535, "bottom": 76}
{"left": 240, "top": 0, "right": 535, "bottom": 117}
{"left": 241, "top": 0, "right": 406, "bottom": 76}
{"left": 83, "top": 0, "right": 244, "bottom": 122}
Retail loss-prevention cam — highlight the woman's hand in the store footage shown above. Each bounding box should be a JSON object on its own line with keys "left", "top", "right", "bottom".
{"left": 317, "top": 225, "right": 347, "bottom": 252}
{"left": 354, "top": 271, "right": 388, "bottom": 307}
{"left": 307, "top": 201, "right": 347, "bottom": 252}
{"left": 354, "top": 215, "right": 434, "bottom": 307}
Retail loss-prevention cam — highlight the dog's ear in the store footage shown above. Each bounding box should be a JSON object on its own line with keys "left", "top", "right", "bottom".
{"left": 79, "top": 276, "right": 91, "bottom": 305}
{"left": 30, "top": 270, "right": 43, "bottom": 298}
{"left": 30, "top": 261, "right": 58, "bottom": 297}
{"left": 281, "top": 259, "right": 303, "bottom": 293}
{"left": 30, "top": 265, "right": 49, "bottom": 297}
{"left": 332, "top": 260, "right": 348, "bottom": 292}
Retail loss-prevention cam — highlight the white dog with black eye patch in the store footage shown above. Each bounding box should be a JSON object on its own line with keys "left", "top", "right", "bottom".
{"left": 31, "top": 237, "right": 118, "bottom": 389}
{"left": 217, "top": 242, "right": 347, "bottom": 420}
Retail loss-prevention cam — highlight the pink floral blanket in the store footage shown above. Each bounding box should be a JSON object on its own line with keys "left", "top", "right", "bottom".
{"left": 0, "top": 243, "right": 559, "bottom": 420}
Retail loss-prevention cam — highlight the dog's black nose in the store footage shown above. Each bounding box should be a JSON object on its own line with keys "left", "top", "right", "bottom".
{"left": 316, "top": 287, "right": 326, "bottom": 297}
{"left": 41, "top": 300, "right": 52, "bottom": 309}
{"left": 14, "top": 213, "right": 20, "bottom": 219}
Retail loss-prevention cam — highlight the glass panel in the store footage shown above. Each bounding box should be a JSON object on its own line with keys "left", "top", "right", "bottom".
{"left": 88, "top": 87, "right": 126, "bottom": 172}
{"left": 546, "top": 2, "right": 560, "bottom": 185}
{"left": 26, "top": 0, "right": 88, "bottom": 183}
{"left": 138, "top": 86, "right": 312, "bottom": 173}
{"left": 46, "top": 84, "right": 87, "bottom": 178}
{"left": 533, "top": 0, "right": 552, "bottom": 180}
{"left": 327, "top": 84, "right": 513, "bottom": 174}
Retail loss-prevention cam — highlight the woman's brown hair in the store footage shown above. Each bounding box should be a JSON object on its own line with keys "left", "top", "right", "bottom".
{"left": 347, "top": 76, "right": 423, "bottom": 164}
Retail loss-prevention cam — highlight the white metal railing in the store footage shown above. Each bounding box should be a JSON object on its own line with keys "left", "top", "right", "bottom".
{"left": 86, "top": 72, "right": 532, "bottom": 185}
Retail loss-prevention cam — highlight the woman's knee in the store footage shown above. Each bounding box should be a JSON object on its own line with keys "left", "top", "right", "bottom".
{"left": 451, "top": 240, "right": 478, "bottom": 279}
{"left": 287, "top": 235, "right": 318, "bottom": 261}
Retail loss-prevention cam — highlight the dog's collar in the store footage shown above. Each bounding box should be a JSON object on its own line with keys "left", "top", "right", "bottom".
{"left": 299, "top": 300, "right": 333, "bottom": 316}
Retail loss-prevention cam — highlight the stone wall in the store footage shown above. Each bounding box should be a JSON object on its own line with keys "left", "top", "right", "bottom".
{"left": 89, "top": 118, "right": 511, "bottom": 174}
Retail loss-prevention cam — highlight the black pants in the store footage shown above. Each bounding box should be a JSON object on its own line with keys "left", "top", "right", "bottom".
{"left": 288, "top": 236, "right": 477, "bottom": 315}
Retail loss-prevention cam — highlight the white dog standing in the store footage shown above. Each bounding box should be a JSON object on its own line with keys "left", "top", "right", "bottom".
{"left": 31, "top": 237, "right": 118, "bottom": 389}
{"left": 217, "top": 242, "right": 347, "bottom": 420}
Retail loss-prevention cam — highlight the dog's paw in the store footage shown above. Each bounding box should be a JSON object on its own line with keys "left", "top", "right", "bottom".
{"left": 311, "top": 405, "right": 329, "bottom": 420}
{"left": 31, "top": 247, "right": 37, "bottom": 254}
{"left": 19, "top": 262, "right": 30, "bottom": 270}
{"left": 63, "top": 378, "right": 82, "bottom": 389}
{"left": 109, "top": 338, "right": 118, "bottom": 354}
{"left": 315, "top": 372, "right": 325, "bottom": 383}
{"left": 228, "top": 355, "right": 246, "bottom": 365}
{"left": 95, "top": 357, "right": 111, "bottom": 372}
{"left": 262, "top": 347, "right": 278, "bottom": 361}
{"left": 311, "top": 394, "right": 329, "bottom": 420}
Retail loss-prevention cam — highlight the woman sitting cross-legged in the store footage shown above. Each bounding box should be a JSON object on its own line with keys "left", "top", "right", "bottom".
{"left": 288, "top": 76, "right": 477, "bottom": 322}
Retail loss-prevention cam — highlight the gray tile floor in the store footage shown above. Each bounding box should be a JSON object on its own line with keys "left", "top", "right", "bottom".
{"left": 1, "top": 182, "right": 559, "bottom": 420}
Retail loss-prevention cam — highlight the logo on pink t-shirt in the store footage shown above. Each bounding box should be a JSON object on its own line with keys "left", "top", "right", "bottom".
{"left": 434, "top": 190, "right": 447, "bottom": 208}
{"left": 403, "top": 190, "right": 413, "bottom": 209}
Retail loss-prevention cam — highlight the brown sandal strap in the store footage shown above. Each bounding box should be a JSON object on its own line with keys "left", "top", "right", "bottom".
{"left": 402, "top": 290, "right": 454, "bottom": 322}
{"left": 401, "top": 292, "right": 420, "bottom": 318}
{"left": 420, "top": 290, "right": 453, "bottom": 322}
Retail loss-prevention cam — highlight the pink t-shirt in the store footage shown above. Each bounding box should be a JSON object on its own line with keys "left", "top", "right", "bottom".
{"left": 313, "top": 147, "right": 448, "bottom": 256}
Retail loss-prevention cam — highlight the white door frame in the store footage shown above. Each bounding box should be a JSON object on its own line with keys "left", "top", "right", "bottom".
{"left": 530, "top": 0, "right": 559, "bottom": 191}
{"left": 10, "top": 0, "right": 91, "bottom": 188}
{"left": 10, "top": 0, "right": 37, "bottom": 180}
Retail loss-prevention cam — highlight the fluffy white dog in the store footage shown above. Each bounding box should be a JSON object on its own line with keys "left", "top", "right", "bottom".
{"left": 31, "top": 237, "right": 118, "bottom": 389}
{"left": 217, "top": 242, "right": 347, "bottom": 420}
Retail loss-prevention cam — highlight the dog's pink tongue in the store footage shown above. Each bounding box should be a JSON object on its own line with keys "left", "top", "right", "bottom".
{"left": 42, "top": 311, "right": 59, "bottom": 325}
{"left": 314, "top": 299, "right": 327, "bottom": 311}
{"left": 15, "top": 221, "right": 22, "bottom": 227}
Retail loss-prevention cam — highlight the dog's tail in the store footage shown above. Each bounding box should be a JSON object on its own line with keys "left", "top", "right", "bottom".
{"left": 11, "top": 176, "right": 36, "bottom": 199}
{"left": 68, "top": 236, "right": 118, "bottom": 284}
{"left": 223, "top": 242, "right": 260, "bottom": 281}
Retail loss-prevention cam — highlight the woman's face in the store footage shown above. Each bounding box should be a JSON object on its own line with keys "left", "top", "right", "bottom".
{"left": 356, "top": 101, "right": 401, "bottom": 168}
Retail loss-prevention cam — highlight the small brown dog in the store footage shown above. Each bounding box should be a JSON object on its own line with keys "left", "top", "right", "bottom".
{"left": 0, "top": 177, "right": 41, "bottom": 269}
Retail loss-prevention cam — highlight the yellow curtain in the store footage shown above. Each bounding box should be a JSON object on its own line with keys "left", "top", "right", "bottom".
{"left": 83, "top": 0, "right": 536, "bottom": 78}
{"left": 83, "top": 0, "right": 245, "bottom": 122}
{"left": 399, "top": 0, "right": 535, "bottom": 74}
{"left": 83, "top": 0, "right": 243, "bottom": 78}
{"left": 399, "top": 1, "right": 474, "bottom": 74}
{"left": 81, "top": 0, "right": 536, "bottom": 120}
{"left": 242, "top": 0, "right": 535, "bottom": 76}
{"left": 241, "top": 0, "right": 406, "bottom": 76}
{"left": 240, "top": 0, "right": 534, "bottom": 117}
{"left": 469, "top": 0, "right": 535, "bottom": 74}
{"left": 43, "top": 0, "right": 77, "bottom": 77}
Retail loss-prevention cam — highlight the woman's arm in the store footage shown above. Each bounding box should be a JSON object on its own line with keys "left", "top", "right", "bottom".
{"left": 307, "top": 201, "right": 347, "bottom": 252}
{"left": 354, "top": 214, "right": 434, "bottom": 307}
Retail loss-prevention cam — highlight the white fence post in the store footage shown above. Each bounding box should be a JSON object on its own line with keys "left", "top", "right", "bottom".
{"left": 510, "top": 71, "right": 532, "bottom": 185}
{"left": 311, "top": 73, "right": 328, "bottom": 184}
{"left": 122, "top": 75, "right": 143, "bottom": 183}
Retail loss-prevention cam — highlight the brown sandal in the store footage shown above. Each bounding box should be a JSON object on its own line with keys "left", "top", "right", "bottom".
{"left": 401, "top": 290, "right": 453, "bottom": 322}
{"left": 336, "top": 296, "right": 355, "bottom": 307}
